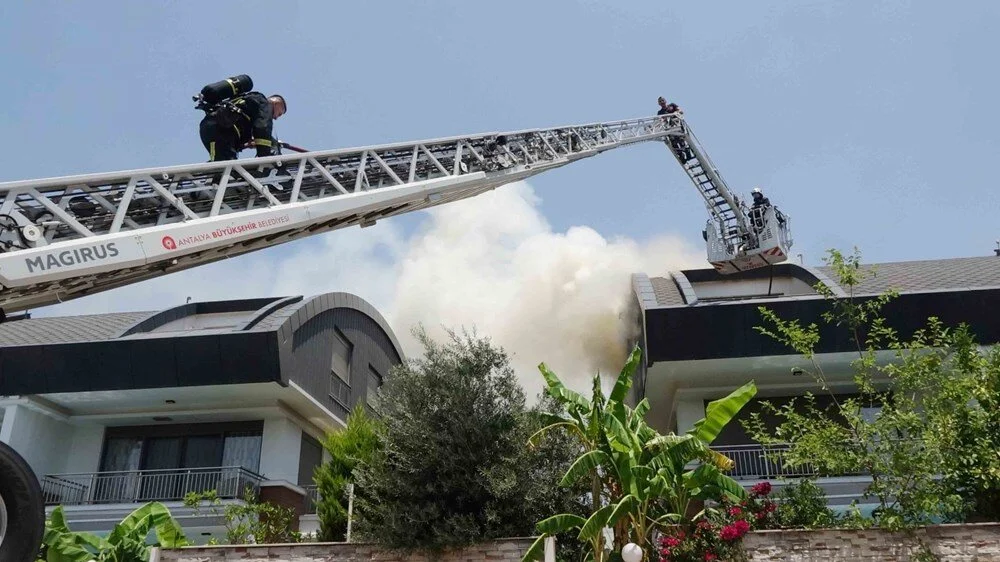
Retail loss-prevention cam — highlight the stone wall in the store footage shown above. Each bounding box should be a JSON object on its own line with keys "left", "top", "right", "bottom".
{"left": 742, "top": 523, "right": 1000, "bottom": 561}
{"left": 155, "top": 537, "right": 537, "bottom": 562}
{"left": 155, "top": 525, "right": 1000, "bottom": 562}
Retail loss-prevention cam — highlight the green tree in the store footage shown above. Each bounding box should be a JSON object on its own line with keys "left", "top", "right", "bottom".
{"left": 745, "top": 248, "right": 1000, "bottom": 527}
{"left": 353, "top": 327, "right": 582, "bottom": 551}
{"left": 523, "top": 345, "right": 755, "bottom": 562}
{"left": 312, "top": 403, "right": 383, "bottom": 541}
{"left": 183, "top": 488, "right": 301, "bottom": 544}
{"left": 41, "top": 502, "right": 187, "bottom": 562}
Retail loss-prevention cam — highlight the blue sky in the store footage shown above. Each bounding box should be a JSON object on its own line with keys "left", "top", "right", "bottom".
{"left": 1, "top": 0, "right": 998, "bottom": 296}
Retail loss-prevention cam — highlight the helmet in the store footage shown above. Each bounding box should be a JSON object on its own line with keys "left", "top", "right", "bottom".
{"left": 752, "top": 187, "right": 762, "bottom": 194}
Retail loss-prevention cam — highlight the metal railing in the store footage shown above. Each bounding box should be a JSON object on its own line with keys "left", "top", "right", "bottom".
{"left": 302, "top": 484, "right": 320, "bottom": 513}
{"left": 712, "top": 444, "right": 820, "bottom": 480}
{"left": 40, "top": 466, "right": 263, "bottom": 506}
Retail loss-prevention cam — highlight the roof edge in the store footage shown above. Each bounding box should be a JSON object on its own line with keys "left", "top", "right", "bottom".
{"left": 631, "top": 273, "right": 659, "bottom": 310}
{"left": 116, "top": 296, "right": 284, "bottom": 338}
{"left": 668, "top": 270, "right": 699, "bottom": 305}
{"left": 279, "top": 292, "right": 405, "bottom": 361}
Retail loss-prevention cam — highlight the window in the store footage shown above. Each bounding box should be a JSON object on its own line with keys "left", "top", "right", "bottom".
{"left": 367, "top": 365, "right": 383, "bottom": 411}
{"left": 329, "top": 328, "right": 353, "bottom": 406}
{"left": 96, "top": 422, "right": 264, "bottom": 503}
{"left": 331, "top": 328, "right": 353, "bottom": 383}
{"left": 100, "top": 423, "right": 263, "bottom": 473}
{"left": 297, "top": 433, "right": 324, "bottom": 486}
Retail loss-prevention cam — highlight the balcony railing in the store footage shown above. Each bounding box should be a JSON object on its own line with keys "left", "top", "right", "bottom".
{"left": 41, "top": 466, "right": 263, "bottom": 506}
{"left": 712, "top": 444, "right": 822, "bottom": 480}
{"left": 302, "top": 484, "right": 320, "bottom": 513}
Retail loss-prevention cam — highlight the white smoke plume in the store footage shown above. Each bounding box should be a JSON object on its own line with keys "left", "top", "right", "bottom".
{"left": 41, "top": 181, "right": 704, "bottom": 396}
{"left": 386, "top": 182, "right": 704, "bottom": 396}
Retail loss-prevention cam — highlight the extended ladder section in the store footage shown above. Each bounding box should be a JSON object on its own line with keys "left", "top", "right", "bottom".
{"left": 0, "top": 116, "right": 679, "bottom": 312}
{"left": 660, "top": 113, "right": 793, "bottom": 274}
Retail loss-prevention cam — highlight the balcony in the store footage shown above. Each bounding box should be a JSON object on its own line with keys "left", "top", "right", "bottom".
{"left": 712, "top": 444, "right": 826, "bottom": 480}
{"left": 40, "top": 466, "right": 263, "bottom": 506}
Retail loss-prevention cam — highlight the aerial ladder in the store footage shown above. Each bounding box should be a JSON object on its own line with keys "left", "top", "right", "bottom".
{"left": 0, "top": 113, "right": 792, "bottom": 316}
{"left": 0, "top": 109, "right": 793, "bottom": 557}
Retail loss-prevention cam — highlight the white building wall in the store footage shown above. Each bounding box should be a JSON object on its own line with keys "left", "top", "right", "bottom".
{"left": 691, "top": 276, "right": 816, "bottom": 300}
{"left": 259, "top": 416, "right": 303, "bottom": 483}
{"left": 674, "top": 396, "right": 706, "bottom": 435}
{"left": 0, "top": 404, "right": 73, "bottom": 476}
{"left": 63, "top": 424, "right": 105, "bottom": 474}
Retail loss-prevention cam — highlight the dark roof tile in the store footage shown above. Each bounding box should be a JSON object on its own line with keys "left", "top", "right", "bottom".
{"left": 816, "top": 256, "right": 1000, "bottom": 295}
{"left": 649, "top": 277, "right": 686, "bottom": 306}
{"left": 0, "top": 312, "right": 153, "bottom": 347}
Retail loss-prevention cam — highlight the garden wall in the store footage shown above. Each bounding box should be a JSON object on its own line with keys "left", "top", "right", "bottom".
{"left": 154, "top": 537, "right": 537, "bottom": 562}
{"left": 742, "top": 523, "right": 1000, "bottom": 561}
{"left": 155, "top": 525, "right": 1000, "bottom": 562}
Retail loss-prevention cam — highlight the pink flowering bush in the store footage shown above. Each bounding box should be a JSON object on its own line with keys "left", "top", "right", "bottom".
{"left": 657, "top": 481, "right": 779, "bottom": 561}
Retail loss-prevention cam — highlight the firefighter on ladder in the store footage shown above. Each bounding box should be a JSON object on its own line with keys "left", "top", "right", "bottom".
{"left": 196, "top": 75, "right": 288, "bottom": 163}
{"left": 657, "top": 96, "right": 693, "bottom": 162}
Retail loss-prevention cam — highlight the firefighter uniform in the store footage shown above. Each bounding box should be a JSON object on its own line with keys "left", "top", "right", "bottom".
{"left": 199, "top": 92, "right": 279, "bottom": 162}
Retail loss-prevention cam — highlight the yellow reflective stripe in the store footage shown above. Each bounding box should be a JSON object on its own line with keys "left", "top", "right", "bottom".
{"left": 254, "top": 138, "right": 272, "bottom": 147}
{"left": 226, "top": 78, "right": 237, "bottom": 94}
{"left": 209, "top": 141, "right": 216, "bottom": 161}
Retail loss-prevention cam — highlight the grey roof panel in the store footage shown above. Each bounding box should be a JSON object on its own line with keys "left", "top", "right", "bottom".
{"left": 649, "top": 276, "right": 686, "bottom": 307}
{"left": 0, "top": 312, "right": 154, "bottom": 346}
{"left": 815, "top": 256, "right": 1000, "bottom": 295}
{"left": 641, "top": 256, "right": 1000, "bottom": 309}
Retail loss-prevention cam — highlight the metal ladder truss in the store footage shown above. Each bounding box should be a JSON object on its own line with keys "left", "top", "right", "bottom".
{"left": 0, "top": 116, "right": 680, "bottom": 312}
{"left": 659, "top": 115, "right": 749, "bottom": 255}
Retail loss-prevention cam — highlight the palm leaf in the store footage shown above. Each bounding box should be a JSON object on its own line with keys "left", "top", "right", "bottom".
{"left": 536, "top": 513, "right": 587, "bottom": 535}
{"left": 45, "top": 534, "right": 96, "bottom": 562}
{"left": 520, "top": 535, "right": 548, "bottom": 562}
{"left": 539, "top": 362, "right": 589, "bottom": 410}
{"left": 605, "top": 414, "right": 637, "bottom": 453}
{"left": 561, "top": 450, "right": 610, "bottom": 487}
{"left": 578, "top": 504, "right": 614, "bottom": 542}
{"left": 684, "top": 465, "right": 747, "bottom": 501}
{"left": 149, "top": 503, "right": 188, "bottom": 547}
{"left": 687, "top": 381, "right": 757, "bottom": 445}
{"left": 529, "top": 421, "right": 582, "bottom": 447}
{"left": 607, "top": 495, "right": 639, "bottom": 527}
{"left": 634, "top": 398, "right": 651, "bottom": 420}
{"left": 609, "top": 346, "right": 642, "bottom": 403}
{"left": 48, "top": 506, "right": 71, "bottom": 533}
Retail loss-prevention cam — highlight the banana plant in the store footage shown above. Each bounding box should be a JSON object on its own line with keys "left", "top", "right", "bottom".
{"left": 521, "top": 345, "right": 757, "bottom": 562}
{"left": 42, "top": 502, "right": 188, "bottom": 562}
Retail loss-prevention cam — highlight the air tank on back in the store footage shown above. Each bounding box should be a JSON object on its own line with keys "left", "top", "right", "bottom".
{"left": 193, "top": 74, "right": 253, "bottom": 110}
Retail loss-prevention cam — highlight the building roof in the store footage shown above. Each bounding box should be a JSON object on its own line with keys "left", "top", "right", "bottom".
{"left": 638, "top": 255, "right": 1000, "bottom": 309}
{"left": 0, "top": 311, "right": 153, "bottom": 346}
{"left": 0, "top": 292, "right": 403, "bottom": 358}
{"left": 815, "top": 256, "right": 1000, "bottom": 296}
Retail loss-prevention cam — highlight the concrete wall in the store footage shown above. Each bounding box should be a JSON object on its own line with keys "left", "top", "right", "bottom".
{"left": 157, "top": 537, "right": 537, "bottom": 562}
{"left": 0, "top": 403, "right": 72, "bottom": 475}
{"left": 156, "top": 526, "right": 1000, "bottom": 562}
{"left": 742, "top": 523, "right": 1000, "bottom": 561}
{"left": 63, "top": 424, "right": 104, "bottom": 473}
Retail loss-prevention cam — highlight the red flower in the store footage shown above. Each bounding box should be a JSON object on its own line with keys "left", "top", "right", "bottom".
{"left": 764, "top": 500, "right": 777, "bottom": 513}
{"left": 728, "top": 506, "right": 743, "bottom": 517}
{"left": 720, "top": 519, "right": 751, "bottom": 541}
{"left": 750, "top": 482, "right": 772, "bottom": 497}
{"left": 755, "top": 511, "right": 766, "bottom": 520}
{"left": 704, "top": 553, "right": 717, "bottom": 561}
{"left": 697, "top": 520, "right": 713, "bottom": 530}
{"left": 662, "top": 537, "right": 681, "bottom": 548}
